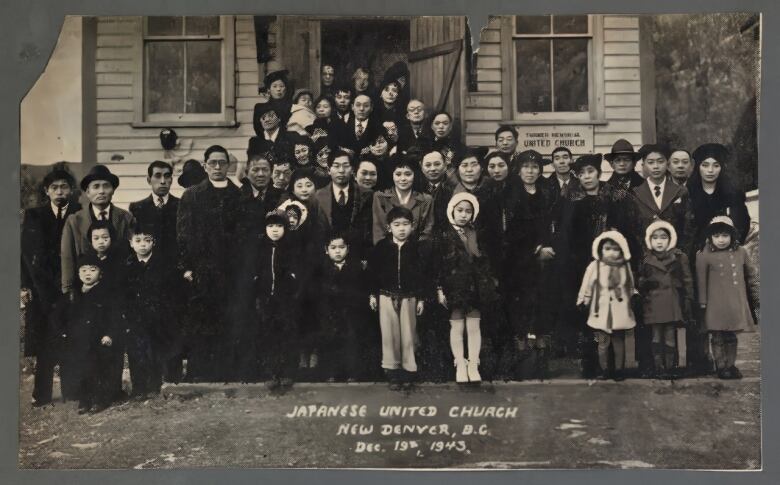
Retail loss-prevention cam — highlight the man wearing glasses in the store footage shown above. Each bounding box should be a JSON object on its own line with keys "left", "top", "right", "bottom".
{"left": 176, "top": 145, "right": 242, "bottom": 382}
{"left": 397, "top": 99, "right": 429, "bottom": 154}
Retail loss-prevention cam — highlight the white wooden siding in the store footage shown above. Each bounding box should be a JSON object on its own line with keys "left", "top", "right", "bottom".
{"left": 465, "top": 15, "right": 644, "bottom": 175}
{"left": 95, "top": 16, "right": 261, "bottom": 208}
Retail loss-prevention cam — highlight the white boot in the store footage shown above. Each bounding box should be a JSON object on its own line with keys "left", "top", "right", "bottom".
{"left": 467, "top": 359, "right": 482, "bottom": 383}
{"left": 455, "top": 359, "right": 468, "bottom": 383}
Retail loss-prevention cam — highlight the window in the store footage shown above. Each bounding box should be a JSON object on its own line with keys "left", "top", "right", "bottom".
{"left": 512, "top": 15, "right": 597, "bottom": 121}
{"left": 135, "top": 16, "right": 235, "bottom": 126}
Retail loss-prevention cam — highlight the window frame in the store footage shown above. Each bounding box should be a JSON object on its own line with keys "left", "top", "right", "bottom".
{"left": 132, "top": 15, "right": 236, "bottom": 127}
{"left": 505, "top": 14, "right": 604, "bottom": 124}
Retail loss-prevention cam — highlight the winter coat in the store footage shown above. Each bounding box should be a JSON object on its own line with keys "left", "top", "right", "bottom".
{"left": 236, "top": 183, "right": 285, "bottom": 245}
{"left": 314, "top": 257, "right": 368, "bottom": 333}
{"left": 371, "top": 189, "right": 434, "bottom": 245}
{"left": 638, "top": 249, "right": 694, "bottom": 325}
{"left": 367, "top": 237, "right": 432, "bottom": 299}
{"left": 287, "top": 103, "right": 316, "bottom": 135}
{"left": 122, "top": 252, "right": 178, "bottom": 346}
{"left": 436, "top": 224, "right": 498, "bottom": 311}
{"left": 577, "top": 261, "right": 637, "bottom": 333}
{"left": 695, "top": 245, "right": 759, "bottom": 332}
{"left": 687, "top": 181, "right": 751, "bottom": 250}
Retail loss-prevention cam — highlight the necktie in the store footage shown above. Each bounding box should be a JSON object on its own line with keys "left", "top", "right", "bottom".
{"left": 338, "top": 190, "right": 346, "bottom": 207}
{"left": 356, "top": 122, "right": 364, "bottom": 138}
{"left": 156, "top": 196, "right": 165, "bottom": 208}
{"left": 56, "top": 206, "right": 63, "bottom": 220}
{"left": 654, "top": 185, "right": 662, "bottom": 198}
{"left": 414, "top": 127, "right": 421, "bottom": 138}
{"left": 99, "top": 210, "right": 107, "bottom": 221}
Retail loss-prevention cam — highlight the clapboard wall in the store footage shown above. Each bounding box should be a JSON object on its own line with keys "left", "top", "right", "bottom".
{"left": 94, "top": 15, "right": 263, "bottom": 208}
{"left": 465, "top": 15, "right": 644, "bottom": 174}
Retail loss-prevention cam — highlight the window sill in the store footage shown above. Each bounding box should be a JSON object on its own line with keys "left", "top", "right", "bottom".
{"left": 501, "top": 119, "right": 608, "bottom": 126}
{"left": 131, "top": 120, "right": 240, "bottom": 128}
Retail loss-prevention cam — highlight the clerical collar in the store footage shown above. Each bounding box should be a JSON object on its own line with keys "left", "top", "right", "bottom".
{"left": 210, "top": 179, "right": 229, "bottom": 188}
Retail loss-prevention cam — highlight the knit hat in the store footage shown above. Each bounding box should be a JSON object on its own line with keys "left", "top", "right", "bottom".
{"left": 644, "top": 220, "right": 677, "bottom": 250}
{"left": 706, "top": 215, "right": 738, "bottom": 239}
{"left": 692, "top": 143, "right": 729, "bottom": 165}
{"left": 264, "top": 209, "right": 288, "bottom": 227}
{"left": 446, "top": 192, "right": 480, "bottom": 225}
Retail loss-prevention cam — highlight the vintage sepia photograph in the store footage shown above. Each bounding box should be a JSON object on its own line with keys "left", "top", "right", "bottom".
{"left": 18, "top": 12, "right": 760, "bottom": 470}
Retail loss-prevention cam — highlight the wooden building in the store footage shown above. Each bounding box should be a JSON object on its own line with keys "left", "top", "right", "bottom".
{"left": 24, "top": 14, "right": 655, "bottom": 208}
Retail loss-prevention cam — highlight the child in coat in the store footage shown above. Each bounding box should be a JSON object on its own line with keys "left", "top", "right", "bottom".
{"left": 695, "top": 216, "right": 759, "bottom": 379}
{"left": 368, "top": 206, "right": 430, "bottom": 390}
{"left": 123, "top": 223, "right": 175, "bottom": 398}
{"left": 576, "top": 230, "right": 638, "bottom": 380}
{"left": 63, "top": 254, "right": 121, "bottom": 413}
{"left": 638, "top": 220, "right": 694, "bottom": 378}
{"left": 315, "top": 232, "right": 368, "bottom": 381}
{"left": 436, "top": 192, "right": 498, "bottom": 384}
{"left": 254, "top": 210, "right": 300, "bottom": 389}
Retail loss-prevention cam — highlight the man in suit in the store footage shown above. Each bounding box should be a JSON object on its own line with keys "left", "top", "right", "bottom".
{"left": 22, "top": 168, "right": 81, "bottom": 406}
{"left": 237, "top": 151, "right": 284, "bottom": 244}
{"left": 129, "top": 160, "right": 182, "bottom": 382}
{"left": 177, "top": 145, "right": 242, "bottom": 382}
{"left": 396, "top": 99, "right": 430, "bottom": 155}
{"left": 334, "top": 94, "right": 380, "bottom": 155}
{"left": 333, "top": 85, "right": 353, "bottom": 125}
{"left": 313, "top": 149, "right": 374, "bottom": 261}
{"left": 629, "top": 143, "right": 696, "bottom": 377}
{"left": 61, "top": 165, "right": 135, "bottom": 295}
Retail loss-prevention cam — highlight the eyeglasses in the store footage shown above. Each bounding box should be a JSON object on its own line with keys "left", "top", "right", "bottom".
{"left": 407, "top": 106, "right": 424, "bottom": 113}
{"left": 205, "top": 159, "right": 229, "bottom": 168}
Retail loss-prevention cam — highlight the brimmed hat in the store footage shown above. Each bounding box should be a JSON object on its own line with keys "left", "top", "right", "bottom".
{"left": 177, "top": 159, "right": 207, "bottom": 188}
{"left": 692, "top": 143, "right": 729, "bottom": 165}
{"left": 638, "top": 143, "right": 671, "bottom": 160}
{"left": 604, "top": 139, "right": 641, "bottom": 162}
{"left": 591, "top": 230, "right": 632, "bottom": 261}
{"left": 572, "top": 154, "right": 604, "bottom": 174}
{"left": 644, "top": 220, "right": 677, "bottom": 250}
{"left": 80, "top": 165, "right": 120, "bottom": 191}
{"left": 254, "top": 101, "right": 285, "bottom": 120}
{"left": 446, "top": 192, "right": 480, "bottom": 225}
{"left": 514, "top": 149, "right": 551, "bottom": 168}
{"left": 384, "top": 61, "right": 409, "bottom": 87}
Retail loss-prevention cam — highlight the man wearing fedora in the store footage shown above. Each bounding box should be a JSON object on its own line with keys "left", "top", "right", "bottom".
{"left": 22, "top": 167, "right": 81, "bottom": 405}
{"left": 605, "top": 138, "right": 645, "bottom": 199}
{"left": 60, "top": 165, "right": 135, "bottom": 295}
{"left": 60, "top": 164, "right": 135, "bottom": 400}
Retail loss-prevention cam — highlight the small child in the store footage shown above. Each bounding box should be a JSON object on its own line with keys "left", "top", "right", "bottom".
{"left": 254, "top": 210, "right": 299, "bottom": 389}
{"left": 123, "top": 223, "right": 174, "bottom": 398}
{"left": 695, "top": 216, "right": 759, "bottom": 379}
{"left": 368, "top": 206, "right": 429, "bottom": 390}
{"left": 315, "top": 232, "right": 368, "bottom": 381}
{"left": 576, "top": 230, "right": 638, "bottom": 381}
{"left": 436, "top": 193, "right": 498, "bottom": 384}
{"left": 638, "top": 220, "right": 694, "bottom": 378}
{"left": 64, "top": 254, "right": 120, "bottom": 414}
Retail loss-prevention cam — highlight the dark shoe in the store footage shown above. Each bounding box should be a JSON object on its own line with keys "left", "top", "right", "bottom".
{"left": 612, "top": 370, "right": 625, "bottom": 382}
{"left": 265, "top": 379, "right": 281, "bottom": 390}
{"left": 90, "top": 403, "right": 109, "bottom": 414}
{"left": 594, "top": 369, "right": 609, "bottom": 380}
{"left": 31, "top": 398, "right": 51, "bottom": 408}
{"left": 717, "top": 368, "right": 731, "bottom": 379}
{"left": 77, "top": 403, "right": 91, "bottom": 414}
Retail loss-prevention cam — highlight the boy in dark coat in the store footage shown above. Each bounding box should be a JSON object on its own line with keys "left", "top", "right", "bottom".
{"left": 314, "top": 232, "right": 368, "bottom": 381}
{"left": 368, "top": 206, "right": 431, "bottom": 389}
{"left": 123, "top": 223, "right": 176, "bottom": 397}
{"left": 63, "top": 254, "right": 121, "bottom": 414}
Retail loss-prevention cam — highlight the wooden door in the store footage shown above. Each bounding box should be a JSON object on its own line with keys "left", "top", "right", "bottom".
{"left": 409, "top": 17, "right": 467, "bottom": 132}
{"left": 277, "top": 16, "right": 314, "bottom": 93}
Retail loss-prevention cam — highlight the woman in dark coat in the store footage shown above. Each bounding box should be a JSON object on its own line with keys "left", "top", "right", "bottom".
{"left": 687, "top": 143, "right": 750, "bottom": 251}
{"left": 307, "top": 95, "right": 338, "bottom": 142}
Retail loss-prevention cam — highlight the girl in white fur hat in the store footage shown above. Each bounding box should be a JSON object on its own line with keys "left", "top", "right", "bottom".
{"left": 637, "top": 220, "right": 694, "bottom": 379}
{"left": 576, "top": 230, "right": 638, "bottom": 380}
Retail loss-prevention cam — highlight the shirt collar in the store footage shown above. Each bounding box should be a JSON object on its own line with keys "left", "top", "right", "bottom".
{"left": 51, "top": 202, "right": 68, "bottom": 217}
{"left": 649, "top": 178, "right": 667, "bottom": 192}
{"left": 91, "top": 204, "right": 111, "bottom": 220}
{"left": 251, "top": 185, "right": 267, "bottom": 199}
{"left": 265, "top": 128, "right": 279, "bottom": 141}
{"left": 332, "top": 183, "right": 349, "bottom": 198}
{"left": 136, "top": 253, "right": 152, "bottom": 264}
{"left": 152, "top": 193, "right": 170, "bottom": 205}
{"left": 209, "top": 179, "right": 229, "bottom": 188}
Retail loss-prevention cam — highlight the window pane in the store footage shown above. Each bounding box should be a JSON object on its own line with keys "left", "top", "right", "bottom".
{"left": 515, "top": 16, "right": 551, "bottom": 35}
{"left": 185, "top": 16, "right": 220, "bottom": 36}
{"left": 553, "top": 15, "right": 589, "bottom": 34}
{"left": 185, "top": 41, "right": 222, "bottom": 113}
{"left": 515, "top": 39, "right": 552, "bottom": 112}
{"left": 147, "top": 16, "right": 183, "bottom": 36}
{"left": 145, "top": 42, "right": 184, "bottom": 114}
{"left": 553, "top": 38, "right": 589, "bottom": 112}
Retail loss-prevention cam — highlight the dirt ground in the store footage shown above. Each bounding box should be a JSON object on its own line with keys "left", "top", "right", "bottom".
{"left": 18, "top": 332, "right": 761, "bottom": 470}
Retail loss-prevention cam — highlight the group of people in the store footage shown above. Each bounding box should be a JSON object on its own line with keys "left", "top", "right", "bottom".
{"left": 20, "top": 64, "right": 759, "bottom": 414}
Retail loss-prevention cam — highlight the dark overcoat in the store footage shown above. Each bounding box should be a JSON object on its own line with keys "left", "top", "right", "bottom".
{"left": 637, "top": 249, "right": 694, "bottom": 325}
{"left": 695, "top": 245, "right": 759, "bottom": 332}
{"left": 436, "top": 224, "right": 498, "bottom": 312}
{"left": 129, "top": 194, "right": 180, "bottom": 264}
